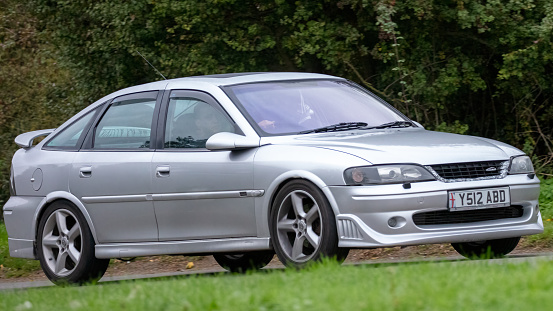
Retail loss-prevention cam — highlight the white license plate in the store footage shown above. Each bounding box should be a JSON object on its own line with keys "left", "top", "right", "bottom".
{"left": 448, "top": 187, "right": 510, "bottom": 211}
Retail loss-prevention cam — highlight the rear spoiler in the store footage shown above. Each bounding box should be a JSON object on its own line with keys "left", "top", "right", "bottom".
{"left": 14, "top": 129, "right": 55, "bottom": 149}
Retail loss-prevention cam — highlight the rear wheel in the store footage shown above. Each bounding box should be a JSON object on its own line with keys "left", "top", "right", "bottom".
{"left": 37, "top": 201, "right": 109, "bottom": 285}
{"left": 270, "top": 180, "right": 348, "bottom": 268}
{"left": 213, "top": 251, "right": 275, "bottom": 273}
{"left": 451, "top": 236, "right": 521, "bottom": 259}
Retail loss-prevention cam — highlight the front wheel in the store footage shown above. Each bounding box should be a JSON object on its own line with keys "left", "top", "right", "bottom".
{"left": 269, "top": 180, "right": 349, "bottom": 268}
{"left": 37, "top": 201, "right": 109, "bottom": 285}
{"left": 213, "top": 251, "right": 275, "bottom": 273}
{"left": 451, "top": 236, "right": 521, "bottom": 259}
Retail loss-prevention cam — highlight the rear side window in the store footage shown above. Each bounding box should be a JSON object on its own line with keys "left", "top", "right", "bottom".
{"left": 93, "top": 97, "right": 156, "bottom": 149}
{"left": 44, "top": 108, "right": 98, "bottom": 149}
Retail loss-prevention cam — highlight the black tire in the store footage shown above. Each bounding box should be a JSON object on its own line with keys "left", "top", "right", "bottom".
{"left": 213, "top": 251, "right": 275, "bottom": 273}
{"left": 269, "top": 180, "right": 349, "bottom": 268}
{"left": 451, "top": 236, "right": 521, "bottom": 259}
{"left": 37, "top": 201, "right": 109, "bottom": 285}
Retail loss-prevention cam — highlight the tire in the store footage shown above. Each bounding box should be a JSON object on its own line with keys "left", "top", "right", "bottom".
{"left": 269, "top": 180, "right": 349, "bottom": 268}
{"left": 37, "top": 201, "right": 109, "bottom": 285}
{"left": 451, "top": 236, "right": 521, "bottom": 259}
{"left": 213, "top": 251, "right": 275, "bottom": 273}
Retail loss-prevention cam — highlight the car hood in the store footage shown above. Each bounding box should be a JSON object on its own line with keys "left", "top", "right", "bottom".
{"left": 266, "top": 128, "right": 524, "bottom": 165}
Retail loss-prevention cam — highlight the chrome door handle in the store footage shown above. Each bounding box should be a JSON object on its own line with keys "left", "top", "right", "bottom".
{"left": 156, "top": 165, "right": 170, "bottom": 178}
{"left": 79, "top": 166, "right": 92, "bottom": 178}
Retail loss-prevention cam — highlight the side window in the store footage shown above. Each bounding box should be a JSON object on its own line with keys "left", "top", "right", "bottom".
{"left": 93, "top": 98, "right": 156, "bottom": 149}
{"left": 44, "top": 108, "right": 98, "bottom": 149}
{"left": 164, "top": 97, "right": 235, "bottom": 148}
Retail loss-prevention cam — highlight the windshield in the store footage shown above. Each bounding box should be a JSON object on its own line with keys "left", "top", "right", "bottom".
{"left": 225, "top": 80, "right": 407, "bottom": 135}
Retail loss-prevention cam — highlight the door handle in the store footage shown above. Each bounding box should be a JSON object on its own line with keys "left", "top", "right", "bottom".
{"left": 156, "top": 165, "right": 170, "bottom": 178}
{"left": 79, "top": 166, "right": 92, "bottom": 178}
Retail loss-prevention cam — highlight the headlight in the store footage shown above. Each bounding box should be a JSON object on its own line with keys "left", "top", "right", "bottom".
{"left": 508, "top": 155, "right": 534, "bottom": 174}
{"left": 344, "top": 165, "right": 436, "bottom": 185}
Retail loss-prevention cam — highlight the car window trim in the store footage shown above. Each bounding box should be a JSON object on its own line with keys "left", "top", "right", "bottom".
{"left": 41, "top": 105, "right": 104, "bottom": 151}
{"left": 80, "top": 90, "right": 162, "bottom": 151}
{"left": 155, "top": 89, "right": 243, "bottom": 150}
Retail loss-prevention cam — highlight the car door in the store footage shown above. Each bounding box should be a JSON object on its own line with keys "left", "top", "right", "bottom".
{"left": 151, "top": 90, "right": 258, "bottom": 241}
{"left": 69, "top": 91, "right": 161, "bottom": 243}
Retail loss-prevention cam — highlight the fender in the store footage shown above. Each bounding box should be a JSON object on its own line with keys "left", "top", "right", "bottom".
{"left": 32, "top": 191, "right": 100, "bottom": 244}
{"left": 257, "top": 170, "right": 341, "bottom": 238}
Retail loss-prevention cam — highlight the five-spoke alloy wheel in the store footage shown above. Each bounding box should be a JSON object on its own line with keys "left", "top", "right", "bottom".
{"left": 37, "top": 201, "right": 109, "bottom": 284}
{"left": 270, "top": 180, "right": 348, "bottom": 267}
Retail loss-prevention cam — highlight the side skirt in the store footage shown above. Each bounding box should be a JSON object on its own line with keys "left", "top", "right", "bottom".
{"left": 95, "top": 237, "right": 271, "bottom": 259}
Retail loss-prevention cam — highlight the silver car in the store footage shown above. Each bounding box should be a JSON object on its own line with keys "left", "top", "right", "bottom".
{"left": 3, "top": 72, "right": 543, "bottom": 284}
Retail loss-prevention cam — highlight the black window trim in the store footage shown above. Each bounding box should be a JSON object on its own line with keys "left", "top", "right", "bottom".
{"left": 41, "top": 105, "right": 104, "bottom": 151}
{"left": 155, "top": 89, "right": 243, "bottom": 151}
{"left": 80, "top": 90, "right": 162, "bottom": 152}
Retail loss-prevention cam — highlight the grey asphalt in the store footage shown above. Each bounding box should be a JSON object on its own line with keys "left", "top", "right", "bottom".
{"left": 1, "top": 252, "right": 553, "bottom": 291}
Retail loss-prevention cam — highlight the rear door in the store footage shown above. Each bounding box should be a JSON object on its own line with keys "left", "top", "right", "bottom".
{"left": 69, "top": 91, "right": 161, "bottom": 243}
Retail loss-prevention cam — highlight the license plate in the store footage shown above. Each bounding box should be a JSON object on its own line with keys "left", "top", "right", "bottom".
{"left": 448, "top": 187, "right": 510, "bottom": 211}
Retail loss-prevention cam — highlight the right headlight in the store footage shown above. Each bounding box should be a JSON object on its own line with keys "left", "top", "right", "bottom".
{"left": 508, "top": 155, "right": 534, "bottom": 175}
{"left": 344, "top": 164, "right": 436, "bottom": 185}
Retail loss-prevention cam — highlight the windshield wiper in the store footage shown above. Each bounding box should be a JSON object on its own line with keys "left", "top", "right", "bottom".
{"left": 362, "top": 120, "right": 415, "bottom": 130}
{"left": 299, "top": 122, "right": 368, "bottom": 134}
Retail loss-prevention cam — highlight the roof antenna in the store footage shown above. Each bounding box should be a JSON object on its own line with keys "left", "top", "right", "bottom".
{"left": 136, "top": 51, "right": 167, "bottom": 80}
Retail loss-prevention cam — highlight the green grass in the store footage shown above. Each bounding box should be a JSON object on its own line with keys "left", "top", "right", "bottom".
{"left": 539, "top": 177, "right": 553, "bottom": 218}
{"left": 0, "top": 222, "right": 40, "bottom": 277}
{"left": 2, "top": 260, "right": 553, "bottom": 310}
{"left": 525, "top": 178, "right": 553, "bottom": 246}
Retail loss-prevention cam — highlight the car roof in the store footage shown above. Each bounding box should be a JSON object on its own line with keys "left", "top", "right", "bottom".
{"left": 162, "top": 72, "right": 341, "bottom": 87}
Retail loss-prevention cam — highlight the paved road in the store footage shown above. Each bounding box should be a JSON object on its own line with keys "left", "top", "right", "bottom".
{"left": 2, "top": 252, "right": 553, "bottom": 291}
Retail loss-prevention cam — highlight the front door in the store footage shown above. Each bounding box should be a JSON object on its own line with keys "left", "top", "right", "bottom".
{"left": 152, "top": 90, "right": 258, "bottom": 241}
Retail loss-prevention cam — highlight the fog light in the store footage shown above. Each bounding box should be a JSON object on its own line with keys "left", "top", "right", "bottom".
{"left": 387, "top": 216, "right": 406, "bottom": 229}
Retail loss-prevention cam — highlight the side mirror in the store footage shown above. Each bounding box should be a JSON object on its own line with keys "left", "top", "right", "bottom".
{"left": 206, "top": 132, "right": 260, "bottom": 150}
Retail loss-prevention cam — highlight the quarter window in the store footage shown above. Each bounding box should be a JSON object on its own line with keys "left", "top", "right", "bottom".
{"left": 93, "top": 98, "right": 156, "bottom": 149}
{"left": 45, "top": 108, "right": 98, "bottom": 149}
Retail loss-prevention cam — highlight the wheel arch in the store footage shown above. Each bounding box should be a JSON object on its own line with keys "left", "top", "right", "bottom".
{"left": 32, "top": 191, "right": 99, "bottom": 245}
{"left": 262, "top": 170, "right": 341, "bottom": 231}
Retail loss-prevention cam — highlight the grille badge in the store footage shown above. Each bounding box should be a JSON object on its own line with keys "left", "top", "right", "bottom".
{"left": 486, "top": 167, "right": 497, "bottom": 172}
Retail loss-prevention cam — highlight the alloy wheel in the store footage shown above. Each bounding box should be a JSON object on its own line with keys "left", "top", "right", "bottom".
{"left": 276, "top": 190, "right": 322, "bottom": 262}
{"left": 41, "top": 209, "right": 82, "bottom": 276}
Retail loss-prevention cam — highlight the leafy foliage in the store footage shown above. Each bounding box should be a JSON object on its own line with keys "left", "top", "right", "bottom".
{"left": 1, "top": 0, "right": 553, "bottom": 206}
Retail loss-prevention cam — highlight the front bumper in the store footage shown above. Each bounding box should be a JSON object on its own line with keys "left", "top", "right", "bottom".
{"left": 330, "top": 175, "right": 543, "bottom": 248}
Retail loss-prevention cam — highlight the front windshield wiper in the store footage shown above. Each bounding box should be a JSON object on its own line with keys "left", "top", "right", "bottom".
{"left": 299, "top": 122, "right": 368, "bottom": 134}
{"left": 362, "top": 120, "right": 416, "bottom": 130}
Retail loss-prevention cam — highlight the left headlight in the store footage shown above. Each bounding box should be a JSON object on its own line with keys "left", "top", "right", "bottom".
{"left": 344, "top": 164, "right": 436, "bottom": 185}
{"left": 509, "top": 155, "right": 534, "bottom": 175}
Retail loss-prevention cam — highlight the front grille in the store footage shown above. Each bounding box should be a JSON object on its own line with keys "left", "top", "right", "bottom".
{"left": 430, "top": 161, "right": 506, "bottom": 180}
{"left": 413, "top": 206, "right": 524, "bottom": 226}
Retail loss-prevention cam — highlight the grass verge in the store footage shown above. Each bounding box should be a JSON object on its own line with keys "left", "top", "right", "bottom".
{"left": 1, "top": 259, "right": 553, "bottom": 310}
